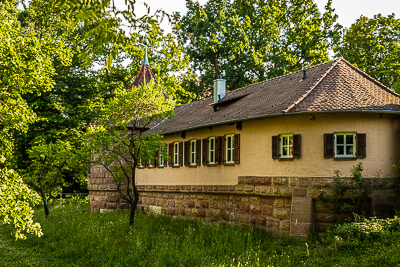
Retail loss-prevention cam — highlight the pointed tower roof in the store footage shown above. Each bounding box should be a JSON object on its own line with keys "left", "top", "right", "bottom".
{"left": 130, "top": 38, "right": 157, "bottom": 89}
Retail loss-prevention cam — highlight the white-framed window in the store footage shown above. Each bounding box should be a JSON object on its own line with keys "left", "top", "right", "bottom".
{"left": 190, "top": 140, "right": 196, "bottom": 165}
{"left": 173, "top": 142, "right": 179, "bottom": 166}
{"left": 139, "top": 158, "right": 143, "bottom": 168}
{"left": 148, "top": 159, "right": 153, "bottom": 168}
{"left": 226, "top": 134, "right": 234, "bottom": 163}
{"left": 209, "top": 137, "right": 215, "bottom": 164}
{"left": 280, "top": 134, "right": 293, "bottom": 158}
{"left": 335, "top": 133, "right": 356, "bottom": 158}
{"left": 158, "top": 149, "right": 164, "bottom": 167}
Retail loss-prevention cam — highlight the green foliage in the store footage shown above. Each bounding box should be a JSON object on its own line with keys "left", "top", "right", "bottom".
{"left": 3, "top": 205, "right": 400, "bottom": 266}
{"left": 336, "top": 14, "right": 400, "bottom": 92}
{"left": 87, "top": 80, "right": 175, "bottom": 226}
{"left": 319, "top": 214, "right": 400, "bottom": 250}
{"left": 177, "top": 0, "right": 340, "bottom": 97}
{"left": 314, "top": 162, "right": 389, "bottom": 217}
{"left": 0, "top": 168, "right": 42, "bottom": 240}
{"left": 23, "top": 134, "right": 89, "bottom": 217}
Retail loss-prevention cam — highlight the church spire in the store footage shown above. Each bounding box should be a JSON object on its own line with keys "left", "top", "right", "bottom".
{"left": 143, "top": 37, "right": 149, "bottom": 65}
{"left": 130, "top": 37, "right": 157, "bottom": 89}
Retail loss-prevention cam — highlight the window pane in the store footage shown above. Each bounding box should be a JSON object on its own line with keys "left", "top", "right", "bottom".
{"left": 282, "top": 136, "right": 287, "bottom": 146}
{"left": 337, "top": 135, "right": 344, "bottom": 144}
{"left": 227, "top": 137, "right": 232, "bottom": 149}
{"left": 282, "top": 147, "right": 288, "bottom": 156}
{"left": 210, "top": 152, "right": 214, "bottom": 163}
{"left": 346, "top": 135, "right": 353, "bottom": 145}
{"left": 210, "top": 139, "right": 214, "bottom": 150}
{"left": 227, "top": 150, "right": 232, "bottom": 161}
{"left": 337, "top": 145, "right": 344, "bottom": 155}
{"left": 346, "top": 145, "right": 354, "bottom": 155}
{"left": 289, "top": 136, "right": 293, "bottom": 145}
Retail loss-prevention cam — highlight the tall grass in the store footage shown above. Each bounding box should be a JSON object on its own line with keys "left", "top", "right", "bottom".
{"left": 1, "top": 204, "right": 400, "bottom": 266}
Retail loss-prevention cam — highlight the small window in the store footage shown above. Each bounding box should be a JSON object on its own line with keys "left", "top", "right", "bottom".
{"left": 138, "top": 158, "right": 144, "bottom": 168}
{"left": 190, "top": 140, "right": 196, "bottom": 165}
{"left": 226, "top": 134, "right": 234, "bottom": 163}
{"left": 209, "top": 137, "right": 215, "bottom": 164}
{"left": 148, "top": 159, "right": 154, "bottom": 168}
{"left": 272, "top": 134, "right": 301, "bottom": 159}
{"left": 280, "top": 134, "right": 293, "bottom": 158}
{"left": 158, "top": 150, "right": 164, "bottom": 167}
{"left": 173, "top": 142, "right": 179, "bottom": 166}
{"left": 335, "top": 133, "right": 356, "bottom": 158}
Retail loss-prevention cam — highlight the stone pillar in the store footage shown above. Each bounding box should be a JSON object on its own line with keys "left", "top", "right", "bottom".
{"left": 290, "top": 197, "right": 314, "bottom": 238}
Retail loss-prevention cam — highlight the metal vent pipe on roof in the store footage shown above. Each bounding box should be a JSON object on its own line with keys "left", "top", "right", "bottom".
{"left": 302, "top": 69, "right": 307, "bottom": 79}
{"left": 213, "top": 78, "right": 226, "bottom": 103}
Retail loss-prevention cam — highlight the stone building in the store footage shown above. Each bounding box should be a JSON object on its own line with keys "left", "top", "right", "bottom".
{"left": 88, "top": 57, "right": 400, "bottom": 237}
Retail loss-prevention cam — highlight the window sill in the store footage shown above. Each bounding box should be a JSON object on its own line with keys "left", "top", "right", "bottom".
{"left": 157, "top": 166, "right": 164, "bottom": 169}
{"left": 278, "top": 158, "right": 294, "bottom": 161}
{"left": 224, "top": 163, "right": 235, "bottom": 166}
{"left": 207, "top": 163, "right": 217, "bottom": 167}
{"left": 189, "top": 165, "right": 197, "bottom": 168}
{"left": 172, "top": 165, "right": 180, "bottom": 168}
{"left": 334, "top": 157, "right": 357, "bottom": 161}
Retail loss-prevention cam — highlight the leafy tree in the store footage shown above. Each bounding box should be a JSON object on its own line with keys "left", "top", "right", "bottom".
{"left": 335, "top": 14, "right": 400, "bottom": 92}
{"left": 87, "top": 81, "right": 174, "bottom": 226}
{"left": 0, "top": 0, "right": 66, "bottom": 239}
{"left": 177, "top": 0, "right": 340, "bottom": 97}
{"left": 0, "top": 168, "right": 43, "bottom": 240}
{"left": 24, "top": 135, "right": 88, "bottom": 217}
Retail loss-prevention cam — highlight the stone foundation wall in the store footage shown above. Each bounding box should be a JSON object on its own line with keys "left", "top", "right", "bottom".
{"left": 88, "top": 169, "right": 398, "bottom": 237}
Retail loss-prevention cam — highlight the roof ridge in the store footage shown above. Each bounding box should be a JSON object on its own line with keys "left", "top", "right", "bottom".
{"left": 340, "top": 58, "right": 400, "bottom": 98}
{"left": 284, "top": 58, "right": 343, "bottom": 113}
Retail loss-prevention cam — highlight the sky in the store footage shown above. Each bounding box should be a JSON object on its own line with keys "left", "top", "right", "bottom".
{"left": 129, "top": 0, "right": 399, "bottom": 31}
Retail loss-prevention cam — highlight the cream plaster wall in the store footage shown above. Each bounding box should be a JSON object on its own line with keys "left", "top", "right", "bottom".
{"left": 137, "top": 113, "right": 400, "bottom": 185}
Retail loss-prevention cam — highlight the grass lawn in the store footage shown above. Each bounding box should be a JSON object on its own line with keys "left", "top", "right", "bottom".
{"left": 1, "top": 204, "right": 400, "bottom": 266}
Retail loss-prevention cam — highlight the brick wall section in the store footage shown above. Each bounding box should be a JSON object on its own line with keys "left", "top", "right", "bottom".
{"left": 88, "top": 167, "right": 397, "bottom": 237}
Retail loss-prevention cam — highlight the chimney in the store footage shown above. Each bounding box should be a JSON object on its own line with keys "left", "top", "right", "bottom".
{"left": 213, "top": 76, "right": 226, "bottom": 103}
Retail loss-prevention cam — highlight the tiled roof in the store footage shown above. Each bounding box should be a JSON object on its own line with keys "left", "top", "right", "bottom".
{"left": 149, "top": 58, "right": 400, "bottom": 135}
{"left": 130, "top": 64, "right": 157, "bottom": 89}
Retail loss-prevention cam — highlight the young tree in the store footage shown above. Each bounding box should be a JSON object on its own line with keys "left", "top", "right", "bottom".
{"left": 335, "top": 14, "right": 400, "bottom": 92}
{"left": 24, "top": 135, "right": 88, "bottom": 218}
{"left": 87, "top": 81, "right": 174, "bottom": 226}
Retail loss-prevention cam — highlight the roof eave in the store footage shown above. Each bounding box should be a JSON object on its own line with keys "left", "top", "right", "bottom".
{"left": 160, "top": 109, "right": 400, "bottom": 135}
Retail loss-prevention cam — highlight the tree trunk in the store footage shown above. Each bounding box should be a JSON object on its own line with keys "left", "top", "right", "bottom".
{"left": 214, "top": 56, "right": 219, "bottom": 79}
{"left": 38, "top": 184, "right": 50, "bottom": 218}
{"left": 129, "top": 185, "right": 139, "bottom": 226}
{"left": 43, "top": 198, "right": 50, "bottom": 218}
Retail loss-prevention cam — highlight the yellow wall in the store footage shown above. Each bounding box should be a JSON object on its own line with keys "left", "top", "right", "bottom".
{"left": 137, "top": 113, "right": 400, "bottom": 185}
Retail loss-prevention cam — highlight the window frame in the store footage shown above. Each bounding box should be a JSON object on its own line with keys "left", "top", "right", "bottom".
{"left": 225, "top": 134, "right": 234, "bottom": 164}
{"left": 190, "top": 139, "right": 196, "bottom": 165}
{"left": 173, "top": 141, "right": 179, "bottom": 166}
{"left": 158, "top": 149, "right": 164, "bottom": 167}
{"left": 334, "top": 132, "right": 356, "bottom": 158}
{"left": 280, "top": 134, "right": 294, "bottom": 159}
{"left": 209, "top": 137, "right": 216, "bottom": 164}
